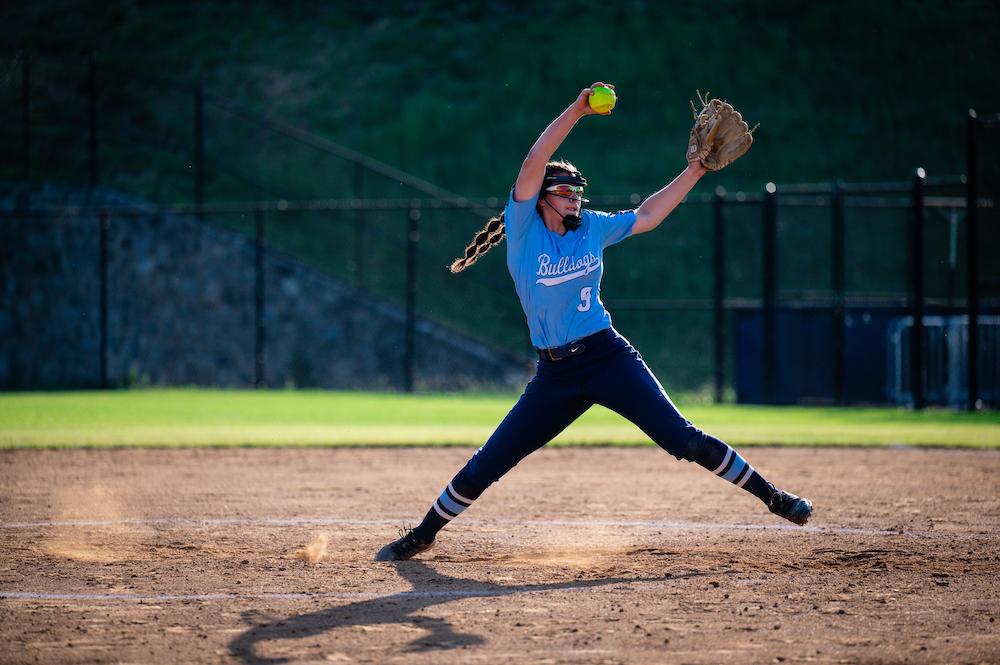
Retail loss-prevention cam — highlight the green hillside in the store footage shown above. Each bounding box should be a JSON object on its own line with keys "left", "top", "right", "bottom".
{"left": 4, "top": 1, "right": 998, "bottom": 195}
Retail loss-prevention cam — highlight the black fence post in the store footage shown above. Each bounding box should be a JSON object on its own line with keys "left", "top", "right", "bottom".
{"left": 99, "top": 212, "right": 109, "bottom": 389}
{"left": 88, "top": 53, "right": 98, "bottom": 188}
{"left": 909, "top": 168, "right": 926, "bottom": 410}
{"left": 354, "top": 161, "right": 365, "bottom": 290}
{"left": 255, "top": 207, "right": 266, "bottom": 388}
{"left": 713, "top": 186, "right": 726, "bottom": 404}
{"left": 21, "top": 52, "right": 30, "bottom": 180}
{"left": 763, "top": 182, "right": 778, "bottom": 405}
{"left": 831, "top": 182, "right": 846, "bottom": 406}
{"left": 405, "top": 203, "right": 419, "bottom": 393}
{"left": 966, "top": 110, "right": 980, "bottom": 411}
{"left": 194, "top": 85, "right": 205, "bottom": 214}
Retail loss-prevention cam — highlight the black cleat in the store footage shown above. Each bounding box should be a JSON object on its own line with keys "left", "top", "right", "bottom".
{"left": 374, "top": 528, "right": 435, "bottom": 562}
{"left": 768, "top": 485, "right": 814, "bottom": 526}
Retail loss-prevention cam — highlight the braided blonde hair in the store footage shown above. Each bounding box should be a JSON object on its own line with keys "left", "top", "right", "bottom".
{"left": 449, "top": 160, "right": 580, "bottom": 274}
{"left": 449, "top": 213, "right": 506, "bottom": 273}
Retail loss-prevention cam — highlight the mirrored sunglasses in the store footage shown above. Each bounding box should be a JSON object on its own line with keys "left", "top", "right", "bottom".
{"left": 546, "top": 184, "right": 586, "bottom": 198}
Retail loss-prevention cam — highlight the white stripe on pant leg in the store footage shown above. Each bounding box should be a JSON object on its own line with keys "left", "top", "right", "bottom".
{"left": 733, "top": 463, "right": 755, "bottom": 488}
{"left": 432, "top": 502, "right": 456, "bottom": 520}
{"left": 710, "top": 447, "right": 734, "bottom": 476}
{"left": 445, "top": 483, "right": 475, "bottom": 507}
{"left": 711, "top": 446, "right": 756, "bottom": 488}
{"left": 720, "top": 459, "right": 746, "bottom": 484}
{"left": 432, "top": 483, "right": 474, "bottom": 521}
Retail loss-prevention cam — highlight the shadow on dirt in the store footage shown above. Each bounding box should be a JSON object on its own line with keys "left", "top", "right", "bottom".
{"left": 228, "top": 560, "right": 672, "bottom": 664}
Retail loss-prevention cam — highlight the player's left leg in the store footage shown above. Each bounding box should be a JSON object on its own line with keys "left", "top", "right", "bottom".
{"left": 684, "top": 430, "right": 813, "bottom": 525}
{"left": 586, "top": 336, "right": 813, "bottom": 525}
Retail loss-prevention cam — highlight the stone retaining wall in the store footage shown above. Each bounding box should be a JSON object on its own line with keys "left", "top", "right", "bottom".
{"left": 0, "top": 181, "right": 531, "bottom": 391}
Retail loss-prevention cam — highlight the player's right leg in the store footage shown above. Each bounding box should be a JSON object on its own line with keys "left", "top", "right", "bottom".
{"left": 374, "top": 365, "right": 591, "bottom": 561}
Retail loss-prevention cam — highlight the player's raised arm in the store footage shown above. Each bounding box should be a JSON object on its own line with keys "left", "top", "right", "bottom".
{"left": 633, "top": 92, "right": 756, "bottom": 235}
{"left": 512, "top": 83, "right": 614, "bottom": 203}
{"left": 632, "top": 161, "right": 707, "bottom": 235}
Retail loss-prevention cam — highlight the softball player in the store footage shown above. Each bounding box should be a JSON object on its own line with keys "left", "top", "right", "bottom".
{"left": 375, "top": 82, "right": 813, "bottom": 562}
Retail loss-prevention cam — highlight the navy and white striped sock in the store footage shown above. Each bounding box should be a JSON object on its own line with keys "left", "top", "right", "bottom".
{"left": 411, "top": 466, "right": 484, "bottom": 543}
{"left": 710, "top": 445, "right": 756, "bottom": 488}
{"left": 432, "top": 481, "right": 477, "bottom": 522}
{"left": 695, "top": 435, "right": 771, "bottom": 503}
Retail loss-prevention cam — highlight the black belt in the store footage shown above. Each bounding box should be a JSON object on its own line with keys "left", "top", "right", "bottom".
{"left": 537, "top": 328, "right": 616, "bottom": 361}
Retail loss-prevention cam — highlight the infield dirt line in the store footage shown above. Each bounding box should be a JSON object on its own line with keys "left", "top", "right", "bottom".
{"left": 0, "top": 516, "right": 931, "bottom": 538}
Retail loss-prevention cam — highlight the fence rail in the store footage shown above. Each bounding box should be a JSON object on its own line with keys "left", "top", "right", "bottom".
{"left": 4, "top": 176, "right": 996, "bottom": 407}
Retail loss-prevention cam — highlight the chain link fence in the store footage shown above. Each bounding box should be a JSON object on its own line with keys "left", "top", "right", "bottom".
{"left": 2, "top": 54, "right": 997, "bottom": 406}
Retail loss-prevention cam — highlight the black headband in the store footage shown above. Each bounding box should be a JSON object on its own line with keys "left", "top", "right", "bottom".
{"left": 543, "top": 170, "right": 588, "bottom": 188}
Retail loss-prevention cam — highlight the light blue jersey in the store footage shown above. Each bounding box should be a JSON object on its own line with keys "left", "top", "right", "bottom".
{"left": 504, "top": 188, "right": 637, "bottom": 349}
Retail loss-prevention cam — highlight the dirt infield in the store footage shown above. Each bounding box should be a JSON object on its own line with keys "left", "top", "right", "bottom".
{"left": 1, "top": 445, "right": 998, "bottom": 665}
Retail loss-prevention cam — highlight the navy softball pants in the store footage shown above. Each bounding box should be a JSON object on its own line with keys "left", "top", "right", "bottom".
{"left": 464, "top": 328, "right": 708, "bottom": 491}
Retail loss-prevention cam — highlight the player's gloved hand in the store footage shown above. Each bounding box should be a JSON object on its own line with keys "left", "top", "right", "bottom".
{"left": 687, "top": 91, "right": 757, "bottom": 170}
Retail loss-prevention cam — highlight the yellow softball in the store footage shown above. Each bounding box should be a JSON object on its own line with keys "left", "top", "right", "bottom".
{"left": 588, "top": 86, "right": 617, "bottom": 113}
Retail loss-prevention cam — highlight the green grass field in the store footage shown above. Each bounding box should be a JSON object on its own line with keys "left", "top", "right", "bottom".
{"left": 1, "top": 389, "right": 997, "bottom": 449}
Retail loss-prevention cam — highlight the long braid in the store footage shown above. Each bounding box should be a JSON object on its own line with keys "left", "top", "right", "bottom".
{"left": 449, "top": 212, "right": 506, "bottom": 273}
{"left": 449, "top": 160, "right": 582, "bottom": 274}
